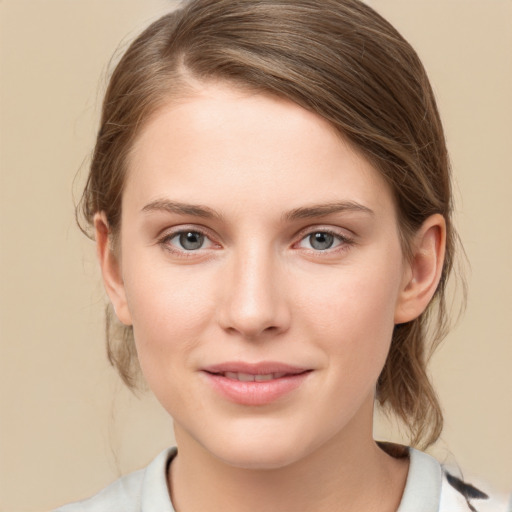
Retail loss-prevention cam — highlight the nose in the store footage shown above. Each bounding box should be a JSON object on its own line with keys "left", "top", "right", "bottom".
{"left": 217, "top": 245, "right": 291, "bottom": 340}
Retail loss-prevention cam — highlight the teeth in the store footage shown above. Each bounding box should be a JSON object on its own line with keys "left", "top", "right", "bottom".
{"left": 254, "top": 374, "right": 273, "bottom": 382}
{"left": 238, "top": 372, "right": 255, "bottom": 382}
{"left": 223, "top": 372, "right": 288, "bottom": 382}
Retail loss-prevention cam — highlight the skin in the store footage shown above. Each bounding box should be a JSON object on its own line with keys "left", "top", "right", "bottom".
{"left": 96, "top": 81, "right": 446, "bottom": 511}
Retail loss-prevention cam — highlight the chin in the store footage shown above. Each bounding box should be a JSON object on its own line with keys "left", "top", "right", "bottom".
{"left": 214, "top": 443, "right": 307, "bottom": 471}
{"left": 199, "top": 423, "right": 322, "bottom": 471}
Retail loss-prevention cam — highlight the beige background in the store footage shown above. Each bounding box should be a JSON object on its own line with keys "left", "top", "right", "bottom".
{"left": 0, "top": 1, "right": 511, "bottom": 510}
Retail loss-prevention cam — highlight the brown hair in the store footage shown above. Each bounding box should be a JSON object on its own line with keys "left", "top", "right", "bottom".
{"left": 79, "top": 0, "right": 461, "bottom": 449}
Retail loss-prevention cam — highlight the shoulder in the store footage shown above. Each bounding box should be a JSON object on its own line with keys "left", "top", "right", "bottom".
{"left": 53, "top": 447, "right": 177, "bottom": 512}
{"left": 440, "top": 469, "right": 511, "bottom": 512}
{"left": 54, "top": 468, "right": 146, "bottom": 512}
{"left": 397, "top": 446, "right": 510, "bottom": 512}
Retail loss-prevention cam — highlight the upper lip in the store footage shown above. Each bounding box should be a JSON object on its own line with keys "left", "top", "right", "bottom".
{"left": 202, "top": 361, "right": 310, "bottom": 375}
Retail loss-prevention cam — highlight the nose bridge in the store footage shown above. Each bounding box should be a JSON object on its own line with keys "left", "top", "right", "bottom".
{"left": 219, "top": 240, "right": 289, "bottom": 338}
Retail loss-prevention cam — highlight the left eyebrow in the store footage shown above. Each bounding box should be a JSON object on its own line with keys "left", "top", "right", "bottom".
{"left": 283, "top": 201, "right": 375, "bottom": 222}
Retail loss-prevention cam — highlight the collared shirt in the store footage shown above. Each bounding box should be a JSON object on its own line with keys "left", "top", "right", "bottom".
{"left": 55, "top": 447, "right": 509, "bottom": 512}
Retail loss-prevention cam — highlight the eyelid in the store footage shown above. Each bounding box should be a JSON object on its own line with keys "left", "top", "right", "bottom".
{"left": 294, "top": 224, "right": 355, "bottom": 241}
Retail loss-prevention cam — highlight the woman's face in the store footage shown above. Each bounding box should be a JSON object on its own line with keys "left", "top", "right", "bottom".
{"left": 109, "top": 82, "right": 412, "bottom": 469}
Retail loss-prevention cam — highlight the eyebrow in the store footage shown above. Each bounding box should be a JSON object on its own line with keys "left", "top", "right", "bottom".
{"left": 283, "top": 201, "right": 374, "bottom": 221}
{"left": 141, "top": 199, "right": 374, "bottom": 222}
{"left": 141, "top": 200, "right": 223, "bottom": 220}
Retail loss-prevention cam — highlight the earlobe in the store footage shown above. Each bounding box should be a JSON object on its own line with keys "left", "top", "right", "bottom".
{"left": 394, "top": 214, "right": 446, "bottom": 324}
{"left": 94, "top": 213, "right": 133, "bottom": 326}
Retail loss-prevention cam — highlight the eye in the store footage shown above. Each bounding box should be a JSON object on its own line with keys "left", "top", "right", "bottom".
{"left": 307, "top": 232, "right": 336, "bottom": 250}
{"left": 297, "top": 230, "right": 351, "bottom": 251}
{"left": 176, "top": 231, "right": 205, "bottom": 250}
{"left": 161, "top": 230, "right": 216, "bottom": 252}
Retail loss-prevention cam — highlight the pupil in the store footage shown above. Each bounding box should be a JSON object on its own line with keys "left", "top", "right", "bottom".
{"left": 310, "top": 232, "right": 334, "bottom": 250}
{"left": 180, "top": 232, "right": 204, "bottom": 250}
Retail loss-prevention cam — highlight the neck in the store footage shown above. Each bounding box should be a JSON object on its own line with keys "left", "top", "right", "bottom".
{"left": 168, "top": 401, "right": 408, "bottom": 512}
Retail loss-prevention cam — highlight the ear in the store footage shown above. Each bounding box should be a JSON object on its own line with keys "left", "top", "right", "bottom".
{"left": 394, "top": 214, "right": 446, "bottom": 324}
{"left": 94, "top": 212, "right": 133, "bottom": 326}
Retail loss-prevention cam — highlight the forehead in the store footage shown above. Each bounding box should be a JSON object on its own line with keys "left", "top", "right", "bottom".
{"left": 124, "top": 82, "right": 395, "bottom": 221}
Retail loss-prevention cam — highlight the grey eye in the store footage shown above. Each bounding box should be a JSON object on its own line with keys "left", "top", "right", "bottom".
{"left": 179, "top": 231, "right": 205, "bottom": 250}
{"left": 309, "top": 232, "right": 334, "bottom": 250}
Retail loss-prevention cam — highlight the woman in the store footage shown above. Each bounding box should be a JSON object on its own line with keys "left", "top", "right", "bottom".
{"left": 56, "top": 0, "right": 507, "bottom": 510}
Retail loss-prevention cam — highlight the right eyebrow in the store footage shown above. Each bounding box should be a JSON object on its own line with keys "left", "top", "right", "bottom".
{"left": 141, "top": 199, "right": 223, "bottom": 220}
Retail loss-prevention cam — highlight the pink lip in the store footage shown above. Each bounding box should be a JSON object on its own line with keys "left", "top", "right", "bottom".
{"left": 201, "top": 361, "right": 312, "bottom": 406}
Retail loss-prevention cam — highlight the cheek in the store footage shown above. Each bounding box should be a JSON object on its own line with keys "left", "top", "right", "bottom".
{"left": 121, "top": 254, "right": 217, "bottom": 365}
{"left": 297, "top": 259, "right": 402, "bottom": 373}
{"left": 122, "top": 264, "right": 218, "bottom": 413}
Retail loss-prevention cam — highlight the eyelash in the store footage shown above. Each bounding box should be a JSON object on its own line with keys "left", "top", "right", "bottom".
{"left": 157, "top": 226, "right": 355, "bottom": 257}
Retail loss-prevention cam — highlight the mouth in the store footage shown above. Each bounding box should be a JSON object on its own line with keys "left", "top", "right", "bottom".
{"left": 201, "top": 362, "right": 312, "bottom": 405}
{"left": 211, "top": 371, "right": 294, "bottom": 382}
{"left": 203, "top": 361, "right": 310, "bottom": 375}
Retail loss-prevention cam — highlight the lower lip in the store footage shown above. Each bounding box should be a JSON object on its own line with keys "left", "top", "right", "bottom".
{"left": 202, "top": 372, "right": 311, "bottom": 406}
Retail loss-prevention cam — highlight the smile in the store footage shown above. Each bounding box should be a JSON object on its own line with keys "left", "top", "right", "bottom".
{"left": 201, "top": 362, "right": 312, "bottom": 406}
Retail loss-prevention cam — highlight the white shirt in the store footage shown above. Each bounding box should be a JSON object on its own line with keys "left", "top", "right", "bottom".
{"left": 55, "top": 447, "right": 510, "bottom": 512}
